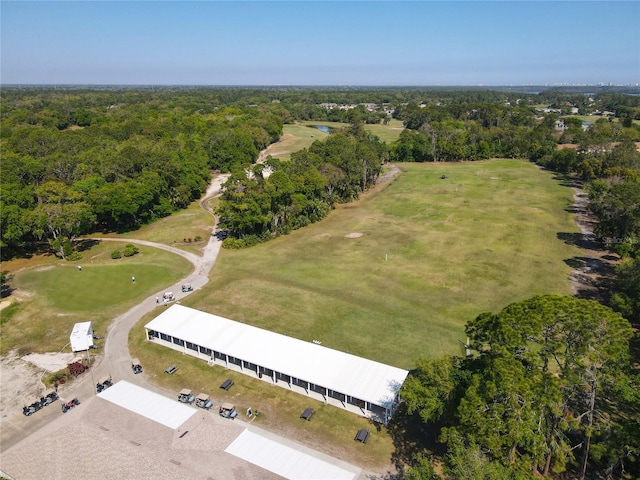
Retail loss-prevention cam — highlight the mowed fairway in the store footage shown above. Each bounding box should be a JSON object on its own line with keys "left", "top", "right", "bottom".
{"left": 187, "top": 159, "right": 582, "bottom": 369}
{"left": 263, "top": 120, "right": 404, "bottom": 161}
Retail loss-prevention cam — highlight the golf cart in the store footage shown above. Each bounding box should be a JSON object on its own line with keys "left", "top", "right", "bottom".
{"left": 178, "top": 388, "right": 195, "bottom": 403}
{"left": 61, "top": 398, "right": 80, "bottom": 413}
{"left": 219, "top": 402, "right": 237, "bottom": 419}
{"left": 195, "top": 393, "right": 213, "bottom": 410}
{"left": 181, "top": 284, "right": 193, "bottom": 292}
{"left": 23, "top": 399, "right": 42, "bottom": 416}
{"left": 96, "top": 375, "right": 113, "bottom": 393}
{"left": 163, "top": 292, "right": 175, "bottom": 303}
{"left": 131, "top": 358, "right": 143, "bottom": 374}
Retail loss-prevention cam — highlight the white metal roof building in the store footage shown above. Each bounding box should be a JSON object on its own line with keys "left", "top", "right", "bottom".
{"left": 145, "top": 304, "right": 409, "bottom": 423}
{"left": 70, "top": 321, "right": 94, "bottom": 352}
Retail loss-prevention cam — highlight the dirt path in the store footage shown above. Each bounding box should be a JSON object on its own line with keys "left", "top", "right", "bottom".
{"left": 568, "top": 186, "right": 619, "bottom": 300}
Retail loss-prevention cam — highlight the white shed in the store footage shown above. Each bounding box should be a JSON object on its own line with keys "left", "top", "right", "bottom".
{"left": 70, "top": 321, "right": 94, "bottom": 352}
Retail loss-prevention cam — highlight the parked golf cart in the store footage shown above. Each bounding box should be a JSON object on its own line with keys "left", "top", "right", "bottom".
{"left": 44, "top": 391, "right": 58, "bottom": 403}
{"left": 61, "top": 398, "right": 80, "bottom": 413}
{"left": 181, "top": 284, "right": 193, "bottom": 293}
{"left": 178, "top": 389, "right": 195, "bottom": 403}
{"left": 23, "top": 400, "right": 41, "bottom": 416}
{"left": 219, "top": 402, "right": 237, "bottom": 419}
{"left": 96, "top": 375, "right": 113, "bottom": 393}
{"left": 131, "top": 358, "right": 143, "bottom": 374}
{"left": 23, "top": 391, "right": 58, "bottom": 416}
{"left": 195, "top": 393, "right": 213, "bottom": 410}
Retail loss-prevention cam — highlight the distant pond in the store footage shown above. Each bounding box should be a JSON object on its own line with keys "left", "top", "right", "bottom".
{"left": 307, "top": 125, "right": 335, "bottom": 134}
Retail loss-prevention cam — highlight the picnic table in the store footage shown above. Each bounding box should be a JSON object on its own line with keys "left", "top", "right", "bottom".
{"left": 164, "top": 364, "right": 178, "bottom": 375}
{"left": 220, "top": 378, "right": 234, "bottom": 390}
{"left": 355, "top": 429, "right": 370, "bottom": 443}
{"left": 300, "top": 407, "right": 315, "bottom": 421}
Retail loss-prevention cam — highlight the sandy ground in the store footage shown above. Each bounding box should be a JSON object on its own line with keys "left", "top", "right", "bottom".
{"left": 569, "top": 187, "right": 618, "bottom": 298}
{"left": 0, "top": 351, "right": 44, "bottom": 418}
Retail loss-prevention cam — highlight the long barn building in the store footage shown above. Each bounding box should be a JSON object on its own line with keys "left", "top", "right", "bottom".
{"left": 145, "top": 304, "right": 409, "bottom": 424}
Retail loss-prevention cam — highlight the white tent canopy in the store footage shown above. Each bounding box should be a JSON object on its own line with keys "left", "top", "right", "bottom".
{"left": 145, "top": 305, "right": 408, "bottom": 418}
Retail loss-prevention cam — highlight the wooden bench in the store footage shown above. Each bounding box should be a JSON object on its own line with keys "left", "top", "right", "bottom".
{"left": 300, "top": 407, "right": 315, "bottom": 421}
{"left": 220, "top": 379, "right": 234, "bottom": 390}
{"left": 355, "top": 429, "right": 370, "bottom": 443}
{"left": 164, "top": 364, "right": 178, "bottom": 375}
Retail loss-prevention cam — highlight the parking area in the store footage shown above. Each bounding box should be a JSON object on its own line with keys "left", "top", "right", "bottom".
{"left": 0, "top": 381, "right": 364, "bottom": 480}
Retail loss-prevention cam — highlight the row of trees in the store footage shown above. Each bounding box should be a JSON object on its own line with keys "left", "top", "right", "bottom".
{"left": 1, "top": 89, "right": 284, "bottom": 259}
{"left": 533, "top": 136, "right": 640, "bottom": 326}
{"left": 391, "top": 101, "right": 640, "bottom": 164}
{"left": 400, "top": 296, "right": 638, "bottom": 479}
{"left": 216, "top": 122, "right": 386, "bottom": 246}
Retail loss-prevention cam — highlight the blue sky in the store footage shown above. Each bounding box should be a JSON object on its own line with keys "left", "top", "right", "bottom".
{"left": 1, "top": 1, "right": 638, "bottom": 85}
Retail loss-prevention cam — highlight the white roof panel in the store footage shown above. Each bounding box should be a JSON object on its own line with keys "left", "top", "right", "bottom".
{"left": 225, "top": 429, "right": 357, "bottom": 480}
{"left": 145, "top": 305, "right": 408, "bottom": 408}
{"left": 70, "top": 321, "right": 92, "bottom": 337}
{"left": 97, "top": 380, "right": 196, "bottom": 429}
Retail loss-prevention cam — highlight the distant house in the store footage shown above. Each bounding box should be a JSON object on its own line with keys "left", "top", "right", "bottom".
{"left": 70, "top": 322, "right": 94, "bottom": 352}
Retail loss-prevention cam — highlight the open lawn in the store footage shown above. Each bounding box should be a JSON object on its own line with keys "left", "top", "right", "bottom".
{"left": 264, "top": 120, "right": 404, "bottom": 161}
{"left": 94, "top": 199, "right": 214, "bottom": 255}
{"left": 1, "top": 242, "right": 192, "bottom": 355}
{"left": 183, "top": 159, "right": 582, "bottom": 369}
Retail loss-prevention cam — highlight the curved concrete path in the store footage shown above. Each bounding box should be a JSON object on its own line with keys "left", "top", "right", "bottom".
{"left": 0, "top": 174, "right": 229, "bottom": 452}
{"left": 100, "top": 173, "right": 229, "bottom": 385}
{"left": 2, "top": 163, "right": 396, "bottom": 478}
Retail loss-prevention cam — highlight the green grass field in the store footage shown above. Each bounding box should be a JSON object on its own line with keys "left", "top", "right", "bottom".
{"left": 94, "top": 199, "right": 214, "bottom": 255}
{"left": 1, "top": 157, "right": 584, "bottom": 471}
{"left": 183, "top": 159, "right": 582, "bottom": 369}
{"left": 1, "top": 242, "right": 192, "bottom": 354}
{"left": 264, "top": 120, "right": 404, "bottom": 161}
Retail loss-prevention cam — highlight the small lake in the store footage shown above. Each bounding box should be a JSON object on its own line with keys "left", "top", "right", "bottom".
{"left": 308, "top": 125, "right": 334, "bottom": 134}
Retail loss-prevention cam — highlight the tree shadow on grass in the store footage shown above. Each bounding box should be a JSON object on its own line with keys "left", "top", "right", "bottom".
{"left": 382, "top": 404, "right": 445, "bottom": 476}
{"left": 75, "top": 239, "right": 101, "bottom": 252}
{"left": 557, "top": 231, "right": 605, "bottom": 251}
{"left": 564, "top": 255, "right": 618, "bottom": 302}
{"left": 552, "top": 174, "right": 579, "bottom": 189}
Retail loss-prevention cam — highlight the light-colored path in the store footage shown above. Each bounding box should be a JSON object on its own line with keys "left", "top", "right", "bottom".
{"left": 0, "top": 173, "right": 228, "bottom": 453}
{"left": 96, "top": 173, "right": 230, "bottom": 388}
{"left": 1, "top": 161, "right": 396, "bottom": 479}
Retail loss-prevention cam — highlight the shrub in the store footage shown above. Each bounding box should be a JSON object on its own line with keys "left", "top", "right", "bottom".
{"left": 62, "top": 240, "right": 74, "bottom": 258}
{"left": 66, "top": 251, "right": 82, "bottom": 261}
{"left": 111, "top": 250, "right": 122, "bottom": 259}
{"left": 123, "top": 244, "right": 139, "bottom": 257}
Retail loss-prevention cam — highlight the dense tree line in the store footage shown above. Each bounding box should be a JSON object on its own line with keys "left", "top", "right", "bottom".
{"left": 216, "top": 121, "right": 386, "bottom": 247}
{"left": 391, "top": 99, "right": 640, "bottom": 164}
{"left": 0, "top": 88, "right": 283, "bottom": 259}
{"left": 400, "top": 296, "right": 638, "bottom": 479}
{"left": 534, "top": 130, "right": 640, "bottom": 325}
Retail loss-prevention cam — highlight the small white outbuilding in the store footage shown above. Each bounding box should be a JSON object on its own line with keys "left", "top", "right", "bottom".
{"left": 70, "top": 321, "right": 94, "bottom": 352}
